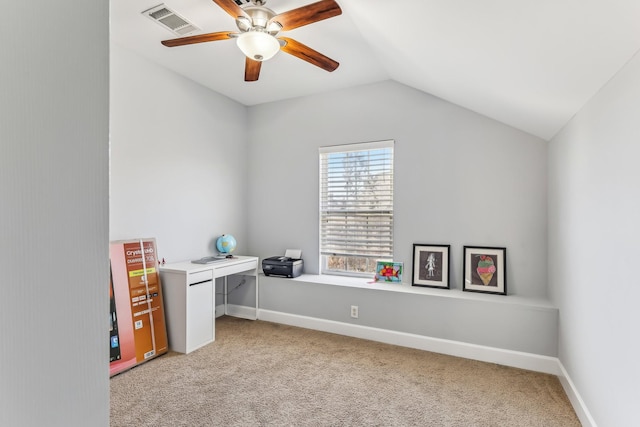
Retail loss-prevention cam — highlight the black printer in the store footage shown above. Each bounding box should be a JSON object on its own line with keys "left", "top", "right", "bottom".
{"left": 262, "top": 256, "right": 304, "bottom": 278}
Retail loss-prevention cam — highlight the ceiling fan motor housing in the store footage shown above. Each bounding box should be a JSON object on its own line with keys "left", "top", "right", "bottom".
{"left": 237, "top": 6, "right": 281, "bottom": 34}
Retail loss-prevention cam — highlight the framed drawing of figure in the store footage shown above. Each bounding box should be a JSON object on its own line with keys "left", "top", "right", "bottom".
{"left": 412, "top": 244, "right": 450, "bottom": 289}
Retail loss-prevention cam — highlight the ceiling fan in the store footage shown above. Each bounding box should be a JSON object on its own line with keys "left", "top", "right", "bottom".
{"left": 161, "top": 0, "right": 342, "bottom": 82}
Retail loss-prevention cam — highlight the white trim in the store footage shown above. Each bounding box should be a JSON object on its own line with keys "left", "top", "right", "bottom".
{"left": 215, "top": 304, "right": 225, "bottom": 318}
{"left": 258, "top": 309, "right": 561, "bottom": 375}
{"left": 558, "top": 362, "right": 598, "bottom": 427}
{"left": 319, "top": 139, "right": 394, "bottom": 154}
{"left": 224, "top": 303, "right": 258, "bottom": 320}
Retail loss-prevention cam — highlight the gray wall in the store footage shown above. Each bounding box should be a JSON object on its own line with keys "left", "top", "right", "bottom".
{"left": 248, "top": 82, "right": 547, "bottom": 298}
{"left": 0, "top": 1, "right": 109, "bottom": 426}
{"left": 110, "top": 44, "right": 249, "bottom": 263}
{"left": 548, "top": 49, "right": 640, "bottom": 426}
{"left": 247, "top": 81, "right": 548, "bottom": 298}
{"left": 260, "top": 276, "right": 558, "bottom": 356}
{"left": 246, "top": 81, "right": 555, "bottom": 356}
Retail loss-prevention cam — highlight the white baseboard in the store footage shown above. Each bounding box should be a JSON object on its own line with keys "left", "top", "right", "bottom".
{"left": 258, "top": 309, "right": 560, "bottom": 374}
{"left": 557, "top": 362, "right": 597, "bottom": 427}
{"left": 219, "top": 303, "right": 258, "bottom": 320}
{"left": 215, "top": 304, "right": 225, "bottom": 318}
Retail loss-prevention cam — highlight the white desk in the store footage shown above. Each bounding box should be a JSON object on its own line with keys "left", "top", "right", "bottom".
{"left": 160, "top": 256, "right": 259, "bottom": 353}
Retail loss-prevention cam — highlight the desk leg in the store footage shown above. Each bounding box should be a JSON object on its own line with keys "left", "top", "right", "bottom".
{"left": 224, "top": 276, "right": 228, "bottom": 316}
{"left": 255, "top": 272, "right": 259, "bottom": 320}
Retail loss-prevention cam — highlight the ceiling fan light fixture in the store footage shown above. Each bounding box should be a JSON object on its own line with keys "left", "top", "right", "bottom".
{"left": 236, "top": 16, "right": 252, "bottom": 32}
{"left": 236, "top": 31, "right": 280, "bottom": 61}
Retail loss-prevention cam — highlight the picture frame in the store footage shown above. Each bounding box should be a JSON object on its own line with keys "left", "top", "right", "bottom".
{"left": 412, "top": 244, "right": 450, "bottom": 289}
{"left": 374, "top": 261, "right": 403, "bottom": 283}
{"left": 463, "top": 246, "right": 507, "bottom": 295}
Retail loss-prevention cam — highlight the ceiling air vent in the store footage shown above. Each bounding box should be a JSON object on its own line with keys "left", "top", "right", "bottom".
{"left": 142, "top": 4, "right": 199, "bottom": 36}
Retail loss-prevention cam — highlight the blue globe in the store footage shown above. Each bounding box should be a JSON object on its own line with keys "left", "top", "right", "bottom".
{"left": 216, "top": 234, "right": 237, "bottom": 255}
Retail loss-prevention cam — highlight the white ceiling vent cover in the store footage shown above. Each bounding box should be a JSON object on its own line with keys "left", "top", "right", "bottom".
{"left": 142, "top": 4, "right": 199, "bottom": 36}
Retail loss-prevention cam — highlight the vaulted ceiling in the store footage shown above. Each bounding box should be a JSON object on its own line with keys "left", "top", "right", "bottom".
{"left": 111, "top": 0, "right": 640, "bottom": 140}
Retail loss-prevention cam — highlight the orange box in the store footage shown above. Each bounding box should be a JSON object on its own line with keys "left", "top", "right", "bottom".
{"left": 109, "top": 238, "right": 168, "bottom": 377}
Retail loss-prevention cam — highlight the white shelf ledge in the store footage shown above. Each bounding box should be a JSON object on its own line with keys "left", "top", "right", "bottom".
{"left": 274, "top": 273, "right": 556, "bottom": 310}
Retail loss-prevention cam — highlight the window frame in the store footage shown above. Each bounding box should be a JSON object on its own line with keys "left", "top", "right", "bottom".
{"left": 319, "top": 140, "right": 395, "bottom": 277}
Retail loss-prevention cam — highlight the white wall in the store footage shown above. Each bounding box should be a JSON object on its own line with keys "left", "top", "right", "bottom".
{"left": 110, "top": 44, "right": 249, "bottom": 263}
{"left": 247, "top": 81, "right": 548, "bottom": 299}
{"left": 0, "top": 2, "right": 109, "bottom": 426}
{"left": 548, "top": 50, "right": 640, "bottom": 426}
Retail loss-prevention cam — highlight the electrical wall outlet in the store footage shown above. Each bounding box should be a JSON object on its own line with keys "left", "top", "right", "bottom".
{"left": 350, "top": 305, "right": 359, "bottom": 319}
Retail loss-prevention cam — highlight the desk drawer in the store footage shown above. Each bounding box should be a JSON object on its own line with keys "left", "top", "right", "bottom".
{"left": 214, "top": 259, "right": 258, "bottom": 278}
{"left": 188, "top": 270, "right": 213, "bottom": 285}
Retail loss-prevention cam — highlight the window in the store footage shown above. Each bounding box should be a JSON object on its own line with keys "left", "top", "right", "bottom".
{"left": 319, "top": 140, "right": 394, "bottom": 276}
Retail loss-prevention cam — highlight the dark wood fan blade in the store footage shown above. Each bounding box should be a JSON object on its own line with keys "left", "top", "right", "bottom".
{"left": 280, "top": 37, "right": 339, "bottom": 72}
{"left": 245, "top": 57, "right": 262, "bottom": 82}
{"left": 161, "top": 31, "right": 235, "bottom": 47}
{"left": 270, "top": 0, "right": 342, "bottom": 31}
{"left": 212, "top": 0, "right": 249, "bottom": 19}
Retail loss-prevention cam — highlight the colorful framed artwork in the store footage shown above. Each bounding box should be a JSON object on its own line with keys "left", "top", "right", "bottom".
{"left": 375, "top": 261, "right": 403, "bottom": 283}
{"left": 463, "top": 246, "right": 507, "bottom": 295}
{"left": 412, "top": 244, "right": 450, "bottom": 289}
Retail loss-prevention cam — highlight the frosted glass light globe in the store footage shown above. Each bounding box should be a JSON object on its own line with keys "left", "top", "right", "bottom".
{"left": 236, "top": 31, "right": 280, "bottom": 61}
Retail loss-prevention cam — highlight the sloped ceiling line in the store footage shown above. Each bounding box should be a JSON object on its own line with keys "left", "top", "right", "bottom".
{"left": 111, "top": 0, "right": 640, "bottom": 140}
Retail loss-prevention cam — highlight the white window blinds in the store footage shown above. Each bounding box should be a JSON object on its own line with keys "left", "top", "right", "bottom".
{"left": 319, "top": 140, "right": 394, "bottom": 261}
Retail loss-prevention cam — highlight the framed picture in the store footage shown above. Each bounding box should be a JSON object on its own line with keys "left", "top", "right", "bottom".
{"left": 463, "top": 246, "right": 507, "bottom": 295}
{"left": 412, "top": 244, "right": 450, "bottom": 289}
{"left": 375, "top": 261, "right": 403, "bottom": 283}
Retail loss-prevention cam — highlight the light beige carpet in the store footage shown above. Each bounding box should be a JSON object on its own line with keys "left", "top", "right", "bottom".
{"left": 110, "top": 316, "right": 580, "bottom": 426}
